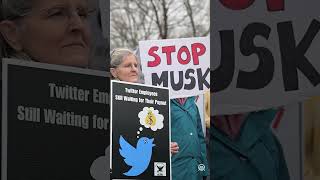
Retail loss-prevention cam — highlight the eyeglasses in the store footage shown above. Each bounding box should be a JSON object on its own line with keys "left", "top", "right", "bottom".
{"left": 119, "top": 63, "right": 138, "bottom": 69}
{"left": 7, "top": 6, "right": 96, "bottom": 21}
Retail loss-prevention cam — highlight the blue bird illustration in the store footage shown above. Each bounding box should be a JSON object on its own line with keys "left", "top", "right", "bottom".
{"left": 119, "top": 135, "right": 155, "bottom": 176}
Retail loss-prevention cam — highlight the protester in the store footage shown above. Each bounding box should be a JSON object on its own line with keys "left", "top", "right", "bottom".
{"left": 0, "top": 0, "right": 93, "bottom": 67}
{"left": 110, "top": 48, "right": 208, "bottom": 180}
{"left": 110, "top": 47, "right": 180, "bottom": 155}
{"left": 210, "top": 109, "right": 290, "bottom": 180}
{"left": 171, "top": 96, "right": 209, "bottom": 180}
{"left": 0, "top": 0, "right": 104, "bottom": 179}
{"left": 110, "top": 48, "right": 139, "bottom": 83}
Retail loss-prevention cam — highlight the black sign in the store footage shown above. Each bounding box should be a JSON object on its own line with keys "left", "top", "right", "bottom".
{"left": 2, "top": 59, "right": 110, "bottom": 180}
{"left": 111, "top": 81, "right": 170, "bottom": 180}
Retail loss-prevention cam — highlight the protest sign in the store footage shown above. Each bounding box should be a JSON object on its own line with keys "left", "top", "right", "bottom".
{"left": 2, "top": 58, "right": 110, "bottom": 180}
{"left": 139, "top": 37, "right": 210, "bottom": 99}
{"left": 211, "top": 0, "right": 320, "bottom": 115}
{"left": 110, "top": 81, "right": 170, "bottom": 180}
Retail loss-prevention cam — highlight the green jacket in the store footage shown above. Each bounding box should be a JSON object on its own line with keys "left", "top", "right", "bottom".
{"left": 210, "top": 109, "right": 290, "bottom": 180}
{"left": 171, "top": 97, "right": 209, "bottom": 180}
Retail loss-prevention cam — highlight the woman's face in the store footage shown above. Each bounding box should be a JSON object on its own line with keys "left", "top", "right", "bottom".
{"left": 111, "top": 54, "right": 139, "bottom": 83}
{"left": 17, "top": 0, "right": 92, "bottom": 67}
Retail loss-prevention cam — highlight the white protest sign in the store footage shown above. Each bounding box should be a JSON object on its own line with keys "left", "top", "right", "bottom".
{"left": 211, "top": 0, "right": 320, "bottom": 115}
{"left": 139, "top": 37, "right": 210, "bottom": 99}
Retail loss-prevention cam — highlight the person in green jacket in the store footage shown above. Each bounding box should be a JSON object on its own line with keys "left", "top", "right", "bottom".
{"left": 171, "top": 97, "right": 209, "bottom": 180}
{"left": 210, "top": 109, "right": 290, "bottom": 180}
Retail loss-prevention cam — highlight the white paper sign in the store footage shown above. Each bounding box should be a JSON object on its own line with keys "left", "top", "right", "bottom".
{"left": 211, "top": 0, "right": 320, "bottom": 115}
{"left": 139, "top": 37, "right": 210, "bottom": 99}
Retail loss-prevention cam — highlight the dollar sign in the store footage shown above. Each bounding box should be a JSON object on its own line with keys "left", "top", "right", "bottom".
{"left": 148, "top": 112, "right": 153, "bottom": 125}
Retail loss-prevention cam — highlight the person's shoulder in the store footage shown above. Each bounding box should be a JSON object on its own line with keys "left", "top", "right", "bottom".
{"left": 251, "top": 108, "right": 278, "bottom": 121}
{"left": 245, "top": 108, "right": 278, "bottom": 131}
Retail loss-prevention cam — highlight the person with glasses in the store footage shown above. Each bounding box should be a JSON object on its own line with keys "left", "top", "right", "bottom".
{"left": 110, "top": 48, "right": 208, "bottom": 180}
{"left": 110, "top": 48, "right": 140, "bottom": 83}
{"left": 109, "top": 47, "right": 180, "bottom": 154}
{"left": 0, "top": 1, "right": 99, "bottom": 179}
{"left": 0, "top": 0, "right": 95, "bottom": 67}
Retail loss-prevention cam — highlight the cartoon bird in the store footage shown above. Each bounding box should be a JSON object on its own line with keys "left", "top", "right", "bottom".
{"left": 119, "top": 135, "right": 155, "bottom": 176}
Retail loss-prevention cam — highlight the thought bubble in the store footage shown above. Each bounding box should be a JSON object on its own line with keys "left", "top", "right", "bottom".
{"left": 138, "top": 107, "right": 164, "bottom": 131}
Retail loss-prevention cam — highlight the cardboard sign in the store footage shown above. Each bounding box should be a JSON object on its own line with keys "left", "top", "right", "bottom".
{"left": 139, "top": 37, "right": 210, "bottom": 99}
{"left": 110, "top": 81, "right": 170, "bottom": 180}
{"left": 2, "top": 58, "right": 110, "bottom": 180}
{"left": 211, "top": 0, "right": 320, "bottom": 115}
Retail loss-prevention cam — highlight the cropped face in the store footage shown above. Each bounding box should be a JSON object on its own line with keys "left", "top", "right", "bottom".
{"left": 111, "top": 54, "right": 139, "bottom": 83}
{"left": 16, "top": 0, "right": 92, "bottom": 67}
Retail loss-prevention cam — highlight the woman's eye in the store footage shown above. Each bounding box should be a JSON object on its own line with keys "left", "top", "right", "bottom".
{"left": 48, "top": 8, "right": 65, "bottom": 17}
{"left": 78, "top": 10, "right": 89, "bottom": 18}
{"left": 51, "top": 12, "right": 62, "bottom": 16}
{"left": 78, "top": 8, "right": 95, "bottom": 19}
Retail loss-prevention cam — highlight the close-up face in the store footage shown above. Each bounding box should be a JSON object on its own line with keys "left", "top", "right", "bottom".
{"left": 15, "top": 0, "right": 92, "bottom": 67}
{"left": 111, "top": 54, "right": 139, "bottom": 83}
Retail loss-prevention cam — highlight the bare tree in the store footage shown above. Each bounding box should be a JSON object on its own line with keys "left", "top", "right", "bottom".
{"left": 110, "top": 0, "right": 210, "bottom": 50}
{"left": 184, "top": 0, "right": 196, "bottom": 36}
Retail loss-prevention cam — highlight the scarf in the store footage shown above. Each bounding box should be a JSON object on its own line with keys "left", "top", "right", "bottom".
{"left": 213, "top": 113, "right": 248, "bottom": 140}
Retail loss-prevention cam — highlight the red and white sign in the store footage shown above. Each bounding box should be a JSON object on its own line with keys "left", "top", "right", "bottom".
{"left": 139, "top": 37, "right": 210, "bottom": 98}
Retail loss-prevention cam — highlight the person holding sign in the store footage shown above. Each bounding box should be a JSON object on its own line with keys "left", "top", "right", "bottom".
{"left": 110, "top": 48, "right": 208, "bottom": 179}
{"left": 110, "top": 48, "right": 139, "bottom": 83}
{"left": 110, "top": 48, "right": 180, "bottom": 154}
{"left": 210, "top": 109, "right": 290, "bottom": 180}
{"left": 0, "top": 0, "right": 93, "bottom": 67}
{"left": 170, "top": 96, "right": 209, "bottom": 180}
{"left": 0, "top": 1, "right": 107, "bottom": 179}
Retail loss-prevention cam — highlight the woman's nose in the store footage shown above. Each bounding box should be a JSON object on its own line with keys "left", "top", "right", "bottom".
{"left": 68, "top": 12, "right": 86, "bottom": 32}
{"left": 131, "top": 65, "right": 138, "bottom": 72}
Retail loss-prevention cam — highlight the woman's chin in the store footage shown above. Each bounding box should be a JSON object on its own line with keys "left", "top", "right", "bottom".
{"left": 64, "top": 56, "right": 89, "bottom": 67}
{"left": 36, "top": 55, "right": 89, "bottom": 68}
{"left": 126, "top": 77, "right": 139, "bottom": 83}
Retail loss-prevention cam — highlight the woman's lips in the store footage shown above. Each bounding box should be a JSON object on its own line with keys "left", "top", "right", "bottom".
{"left": 65, "top": 44, "right": 83, "bottom": 48}
{"left": 63, "top": 42, "right": 86, "bottom": 48}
